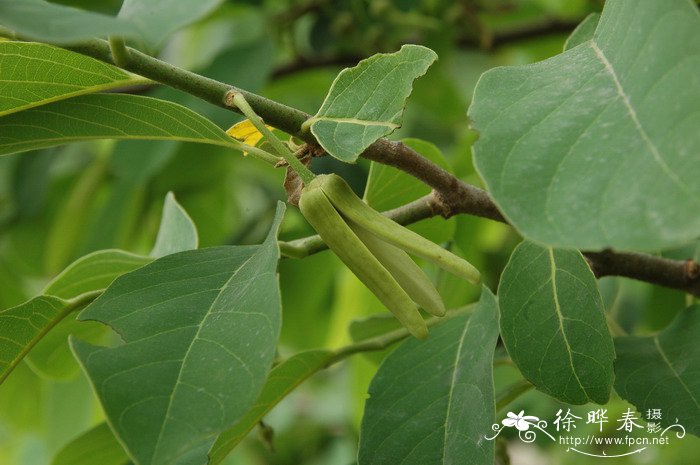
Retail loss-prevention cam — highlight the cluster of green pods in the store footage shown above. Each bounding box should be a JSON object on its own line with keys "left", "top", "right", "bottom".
{"left": 299, "top": 174, "right": 480, "bottom": 339}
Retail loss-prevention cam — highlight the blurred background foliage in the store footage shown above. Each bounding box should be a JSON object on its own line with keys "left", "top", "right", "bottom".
{"left": 0, "top": 0, "right": 697, "bottom": 464}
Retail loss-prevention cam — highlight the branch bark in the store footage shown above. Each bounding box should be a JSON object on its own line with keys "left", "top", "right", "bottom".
{"left": 57, "top": 38, "right": 700, "bottom": 297}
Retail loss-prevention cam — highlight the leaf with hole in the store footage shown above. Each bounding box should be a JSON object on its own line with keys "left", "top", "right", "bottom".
{"left": 470, "top": 0, "right": 700, "bottom": 251}
{"left": 498, "top": 241, "right": 614, "bottom": 404}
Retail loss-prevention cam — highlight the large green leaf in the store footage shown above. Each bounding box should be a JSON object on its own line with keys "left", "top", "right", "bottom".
{"left": 498, "top": 241, "right": 614, "bottom": 404}
{"left": 364, "top": 138, "right": 455, "bottom": 244}
{"left": 71, "top": 203, "right": 285, "bottom": 465}
{"left": 209, "top": 349, "right": 334, "bottom": 464}
{"left": 0, "top": 93, "right": 238, "bottom": 157}
{"left": 0, "top": 41, "right": 146, "bottom": 117}
{"left": 615, "top": 305, "right": 700, "bottom": 436}
{"left": 470, "top": 0, "right": 700, "bottom": 251}
{"left": 119, "top": 0, "right": 225, "bottom": 49}
{"left": 51, "top": 422, "right": 130, "bottom": 465}
{"left": 308, "top": 44, "right": 436, "bottom": 162}
{"left": 358, "top": 288, "right": 499, "bottom": 465}
{"left": 0, "top": 0, "right": 139, "bottom": 44}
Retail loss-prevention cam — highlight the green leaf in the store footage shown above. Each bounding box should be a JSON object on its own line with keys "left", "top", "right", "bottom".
{"left": 498, "top": 241, "right": 615, "bottom": 404}
{"left": 564, "top": 13, "right": 600, "bottom": 50}
{"left": 119, "top": 0, "right": 225, "bottom": 49}
{"left": 349, "top": 314, "right": 402, "bottom": 365}
{"left": 358, "top": 288, "right": 499, "bottom": 465}
{"left": 0, "top": 93, "right": 239, "bottom": 157}
{"left": 0, "top": 295, "right": 83, "bottom": 384}
{"left": 614, "top": 305, "right": 700, "bottom": 436}
{"left": 0, "top": 41, "right": 146, "bottom": 117}
{"left": 364, "top": 138, "right": 455, "bottom": 244}
{"left": 0, "top": 243, "right": 150, "bottom": 383}
{"left": 71, "top": 203, "right": 286, "bottom": 465}
{"left": 0, "top": 0, "right": 139, "bottom": 44}
{"left": 470, "top": 0, "right": 700, "bottom": 251}
{"left": 209, "top": 349, "right": 334, "bottom": 464}
{"left": 349, "top": 314, "right": 402, "bottom": 343}
{"left": 308, "top": 44, "right": 437, "bottom": 162}
{"left": 151, "top": 192, "right": 199, "bottom": 258}
{"left": 51, "top": 422, "right": 130, "bottom": 465}
{"left": 28, "top": 191, "right": 195, "bottom": 379}
{"left": 45, "top": 251, "right": 151, "bottom": 301}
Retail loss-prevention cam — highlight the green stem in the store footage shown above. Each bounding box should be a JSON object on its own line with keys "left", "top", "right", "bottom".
{"left": 108, "top": 37, "right": 130, "bottom": 67}
{"left": 232, "top": 141, "right": 282, "bottom": 166}
{"left": 496, "top": 378, "right": 533, "bottom": 411}
{"left": 329, "top": 305, "right": 473, "bottom": 363}
{"left": 0, "top": 289, "right": 102, "bottom": 385}
{"left": 227, "top": 92, "right": 315, "bottom": 184}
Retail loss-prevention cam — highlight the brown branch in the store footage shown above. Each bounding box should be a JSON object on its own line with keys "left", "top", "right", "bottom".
{"left": 459, "top": 18, "right": 583, "bottom": 50}
{"left": 272, "top": 54, "right": 363, "bottom": 78}
{"left": 283, "top": 192, "right": 700, "bottom": 297}
{"left": 53, "top": 38, "right": 700, "bottom": 297}
{"left": 586, "top": 251, "right": 700, "bottom": 296}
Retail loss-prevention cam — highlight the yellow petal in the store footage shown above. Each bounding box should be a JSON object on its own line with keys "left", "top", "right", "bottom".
{"left": 226, "top": 119, "right": 273, "bottom": 155}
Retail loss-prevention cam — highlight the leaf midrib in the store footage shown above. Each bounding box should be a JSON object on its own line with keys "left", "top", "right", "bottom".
{"left": 653, "top": 336, "right": 700, "bottom": 410}
{"left": 589, "top": 40, "right": 699, "bottom": 204}
{"left": 441, "top": 316, "right": 473, "bottom": 463}
{"left": 150, "top": 253, "right": 255, "bottom": 464}
{"left": 548, "top": 248, "right": 588, "bottom": 400}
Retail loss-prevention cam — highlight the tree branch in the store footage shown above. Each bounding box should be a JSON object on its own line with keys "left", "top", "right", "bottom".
{"left": 54, "top": 38, "right": 700, "bottom": 298}
{"left": 282, "top": 193, "right": 700, "bottom": 297}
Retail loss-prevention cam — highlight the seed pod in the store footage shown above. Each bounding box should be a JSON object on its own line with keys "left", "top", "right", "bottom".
{"left": 299, "top": 179, "right": 428, "bottom": 339}
{"left": 348, "top": 220, "right": 445, "bottom": 317}
{"left": 320, "top": 174, "right": 481, "bottom": 284}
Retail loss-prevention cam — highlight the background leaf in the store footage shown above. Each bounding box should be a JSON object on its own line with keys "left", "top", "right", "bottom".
{"left": 358, "top": 288, "right": 499, "bottom": 465}
{"left": 0, "top": 295, "right": 74, "bottom": 384}
{"left": 119, "top": 0, "right": 224, "bottom": 50}
{"left": 0, "top": 93, "right": 238, "bottom": 157}
{"left": 209, "top": 349, "right": 334, "bottom": 464}
{"left": 0, "top": 249, "right": 149, "bottom": 382}
{"left": 51, "top": 423, "right": 129, "bottom": 465}
{"left": 564, "top": 12, "right": 600, "bottom": 50}
{"left": 71, "top": 203, "right": 285, "bottom": 465}
{"left": 470, "top": 0, "right": 700, "bottom": 251}
{"left": 44, "top": 250, "right": 152, "bottom": 300}
{"left": 0, "top": 0, "right": 139, "bottom": 44}
{"left": 0, "top": 42, "right": 145, "bottom": 117}
{"left": 150, "top": 192, "right": 199, "bottom": 258}
{"left": 498, "top": 241, "right": 614, "bottom": 404}
{"left": 309, "top": 44, "right": 436, "bottom": 162}
{"left": 614, "top": 305, "right": 700, "bottom": 436}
